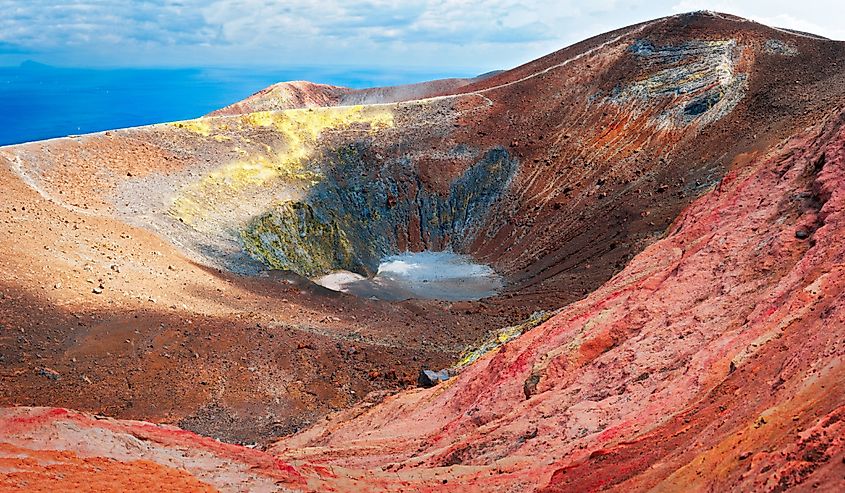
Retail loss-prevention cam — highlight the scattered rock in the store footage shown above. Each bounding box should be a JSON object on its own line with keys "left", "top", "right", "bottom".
{"left": 518, "top": 428, "right": 538, "bottom": 444}
{"left": 418, "top": 369, "right": 450, "bottom": 388}
{"left": 795, "top": 230, "right": 810, "bottom": 239}
{"left": 524, "top": 373, "right": 540, "bottom": 399}
{"left": 36, "top": 367, "right": 61, "bottom": 381}
{"left": 764, "top": 39, "right": 798, "bottom": 56}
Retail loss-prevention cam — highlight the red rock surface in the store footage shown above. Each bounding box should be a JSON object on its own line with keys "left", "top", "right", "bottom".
{"left": 1, "top": 11, "right": 845, "bottom": 492}
{"left": 270, "top": 105, "right": 845, "bottom": 492}
{"left": 0, "top": 407, "right": 304, "bottom": 492}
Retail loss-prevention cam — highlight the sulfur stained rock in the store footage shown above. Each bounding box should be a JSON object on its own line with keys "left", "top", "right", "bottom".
{"left": 240, "top": 146, "right": 518, "bottom": 278}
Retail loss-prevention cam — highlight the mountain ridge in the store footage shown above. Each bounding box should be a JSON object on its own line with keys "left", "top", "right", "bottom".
{"left": 0, "top": 11, "right": 843, "bottom": 492}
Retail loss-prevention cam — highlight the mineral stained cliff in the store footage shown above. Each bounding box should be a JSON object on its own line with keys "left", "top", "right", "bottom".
{"left": 1, "top": 11, "right": 844, "bottom": 492}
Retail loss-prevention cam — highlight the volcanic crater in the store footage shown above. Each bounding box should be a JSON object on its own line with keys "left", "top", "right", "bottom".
{"left": 1, "top": 11, "right": 844, "bottom": 492}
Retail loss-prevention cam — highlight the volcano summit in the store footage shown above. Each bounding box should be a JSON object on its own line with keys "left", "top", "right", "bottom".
{"left": 1, "top": 11, "right": 844, "bottom": 492}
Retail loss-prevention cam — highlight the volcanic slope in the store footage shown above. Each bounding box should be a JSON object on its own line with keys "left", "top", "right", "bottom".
{"left": 207, "top": 75, "right": 497, "bottom": 116}
{"left": 1, "top": 10, "right": 844, "bottom": 492}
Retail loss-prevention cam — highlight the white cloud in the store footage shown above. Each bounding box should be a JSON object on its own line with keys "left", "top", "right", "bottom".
{"left": 0, "top": 0, "right": 841, "bottom": 69}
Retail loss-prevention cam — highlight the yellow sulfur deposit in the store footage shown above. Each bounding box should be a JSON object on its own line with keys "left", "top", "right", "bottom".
{"left": 169, "top": 106, "right": 394, "bottom": 226}
{"left": 169, "top": 118, "right": 214, "bottom": 137}
{"left": 453, "top": 310, "right": 556, "bottom": 370}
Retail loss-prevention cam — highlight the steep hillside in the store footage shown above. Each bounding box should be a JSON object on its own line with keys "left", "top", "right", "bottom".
{"left": 1, "top": 11, "right": 844, "bottom": 492}
{"left": 271, "top": 104, "right": 845, "bottom": 492}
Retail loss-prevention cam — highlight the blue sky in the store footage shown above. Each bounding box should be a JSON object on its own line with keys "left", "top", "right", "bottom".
{"left": 1, "top": 1, "right": 843, "bottom": 73}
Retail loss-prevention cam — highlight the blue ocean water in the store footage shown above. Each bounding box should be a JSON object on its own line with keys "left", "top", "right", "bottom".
{"left": 0, "top": 62, "right": 468, "bottom": 146}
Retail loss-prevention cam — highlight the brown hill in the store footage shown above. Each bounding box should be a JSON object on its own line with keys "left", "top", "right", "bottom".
{"left": 207, "top": 76, "right": 487, "bottom": 116}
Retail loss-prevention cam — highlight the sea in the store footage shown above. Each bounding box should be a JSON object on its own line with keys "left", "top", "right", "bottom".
{"left": 0, "top": 61, "right": 468, "bottom": 146}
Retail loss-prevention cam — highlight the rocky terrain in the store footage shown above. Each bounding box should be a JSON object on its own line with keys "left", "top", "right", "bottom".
{"left": 207, "top": 76, "right": 493, "bottom": 116}
{"left": 1, "top": 11, "right": 843, "bottom": 492}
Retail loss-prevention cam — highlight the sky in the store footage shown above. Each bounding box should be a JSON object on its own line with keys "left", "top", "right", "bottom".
{"left": 1, "top": 1, "right": 843, "bottom": 74}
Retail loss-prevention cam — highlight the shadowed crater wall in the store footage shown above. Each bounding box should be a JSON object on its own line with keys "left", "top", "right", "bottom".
{"left": 240, "top": 145, "right": 518, "bottom": 277}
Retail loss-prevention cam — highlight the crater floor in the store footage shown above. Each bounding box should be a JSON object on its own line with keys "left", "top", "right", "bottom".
{"left": 315, "top": 251, "right": 504, "bottom": 301}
